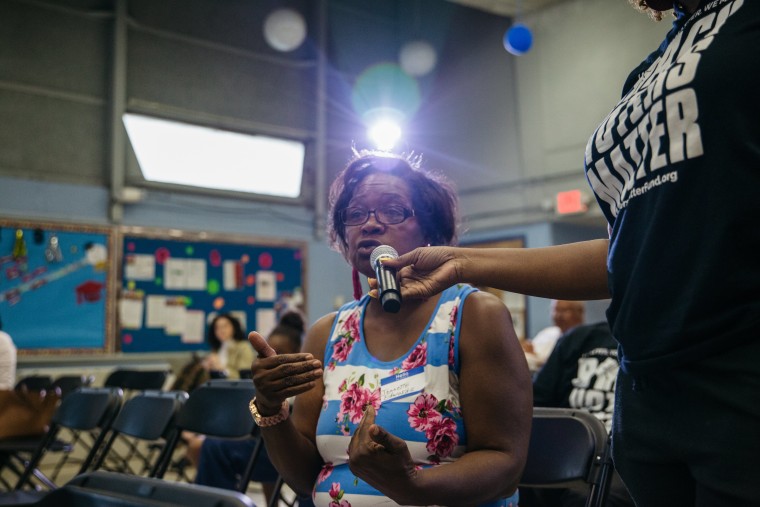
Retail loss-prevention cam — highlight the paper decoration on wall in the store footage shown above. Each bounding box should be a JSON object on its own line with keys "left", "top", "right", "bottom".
{"left": 119, "top": 290, "right": 145, "bottom": 329}
{"left": 164, "top": 258, "right": 207, "bottom": 290}
{"left": 255, "top": 271, "right": 276, "bottom": 301}
{"left": 125, "top": 254, "right": 156, "bottom": 281}
{"left": 76, "top": 280, "right": 105, "bottom": 303}
{"left": 223, "top": 260, "right": 244, "bottom": 290}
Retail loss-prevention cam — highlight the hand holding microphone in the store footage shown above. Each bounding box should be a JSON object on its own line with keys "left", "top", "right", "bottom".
{"left": 370, "top": 245, "right": 402, "bottom": 313}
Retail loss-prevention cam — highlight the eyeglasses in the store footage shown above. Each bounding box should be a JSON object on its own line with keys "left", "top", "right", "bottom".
{"left": 340, "top": 205, "right": 415, "bottom": 226}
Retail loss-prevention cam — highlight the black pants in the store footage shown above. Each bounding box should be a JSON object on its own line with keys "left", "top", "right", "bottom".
{"left": 612, "top": 338, "right": 760, "bottom": 507}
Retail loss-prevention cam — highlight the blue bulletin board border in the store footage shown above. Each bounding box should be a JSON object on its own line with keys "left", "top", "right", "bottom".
{"left": 0, "top": 219, "right": 116, "bottom": 355}
{"left": 117, "top": 227, "right": 307, "bottom": 354}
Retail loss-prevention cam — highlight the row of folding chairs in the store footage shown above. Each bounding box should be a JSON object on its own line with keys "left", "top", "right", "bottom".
{"left": 0, "top": 378, "right": 267, "bottom": 506}
{"left": 6, "top": 374, "right": 615, "bottom": 507}
{"left": 2, "top": 369, "right": 171, "bottom": 488}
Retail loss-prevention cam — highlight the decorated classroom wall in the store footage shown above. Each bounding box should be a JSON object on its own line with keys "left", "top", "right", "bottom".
{"left": 0, "top": 219, "right": 305, "bottom": 354}
{"left": 118, "top": 231, "right": 305, "bottom": 353}
{"left": 0, "top": 221, "right": 113, "bottom": 352}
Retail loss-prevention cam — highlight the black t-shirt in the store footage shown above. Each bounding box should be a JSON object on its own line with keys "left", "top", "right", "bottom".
{"left": 533, "top": 322, "right": 618, "bottom": 432}
{"left": 584, "top": 0, "right": 760, "bottom": 374}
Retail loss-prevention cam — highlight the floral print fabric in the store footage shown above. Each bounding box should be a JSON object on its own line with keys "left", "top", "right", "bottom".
{"left": 313, "top": 284, "right": 517, "bottom": 507}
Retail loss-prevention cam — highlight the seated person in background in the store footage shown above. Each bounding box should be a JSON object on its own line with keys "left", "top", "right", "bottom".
{"left": 248, "top": 150, "right": 532, "bottom": 506}
{"left": 171, "top": 313, "right": 255, "bottom": 394}
{"left": 194, "top": 312, "right": 306, "bottom": 505}
{"left": 0, "top": 316, "right": 17, "bottom": 390}
{"left": 182, "top": 313, "right": 255, "bottom": 466}
{"left": 523, "top": 299, "right": 584, "bottom": 372}
{"left": 520, "top": 321, "right": 633, "bottom": 507}
{"left": 202, "top": 313, "right": 254, "bottom": 380}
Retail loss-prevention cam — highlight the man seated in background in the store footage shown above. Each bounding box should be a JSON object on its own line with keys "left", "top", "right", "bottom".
{"left": 521, "top": 321, "right": 634, "bottom": 507}
{"left": 523, "top": 300, "right": 585, "bottom": 372}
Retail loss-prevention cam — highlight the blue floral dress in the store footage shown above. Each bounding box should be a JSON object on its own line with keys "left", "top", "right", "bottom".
{"left": 312, "top": 284, "right": 518, "bottom": 507}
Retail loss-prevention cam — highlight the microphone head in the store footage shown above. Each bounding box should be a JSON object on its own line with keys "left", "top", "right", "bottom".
{"left": 370, "top": 245, "right": 399, "bottom": 266}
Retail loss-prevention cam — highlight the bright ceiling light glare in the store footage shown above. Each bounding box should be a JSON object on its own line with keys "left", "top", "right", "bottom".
{"left": 368, "top": 119, "right": 402, "bottom": 152}
{"left": 263, "top": 8, "right": 307, "bottom": 52}
{"left": 123, "top": 113, "right": 304, "bottom": 198}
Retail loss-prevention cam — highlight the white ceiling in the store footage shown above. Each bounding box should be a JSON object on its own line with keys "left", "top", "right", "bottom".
{"left": 447, "top": 0, "right": 569, "bottom": 17}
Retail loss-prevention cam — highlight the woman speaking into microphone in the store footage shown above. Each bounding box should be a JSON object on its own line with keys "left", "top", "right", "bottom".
{"left": 247, "top": 150, "right": 532, "bottom": 507}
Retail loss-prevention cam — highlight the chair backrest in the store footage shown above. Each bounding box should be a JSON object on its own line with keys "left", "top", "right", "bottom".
{"left": 51, "top": 374, "right": 94, "bottom": 398}
{"left": 90, "top": 390, "right": 188, "bottom": 476}
{"left": 35, "top": 470, "right": 255, "bottom": 507}
{"left": 14, "top": 387, "right": 123, "bottom": 491}
{"left": 174, "top": 379, "right": 256, "bottom": 437}
{"left": 14, "top": 375, "right": 53, "bottom": 392}
{"left": 519, "top": 407, "right": 614, "bottom": 507}
{"left": 104, "top": 369, "right": 169, "bottom": 392}
{"left": 154, "top": 379, "right": 256, "bottom": 478}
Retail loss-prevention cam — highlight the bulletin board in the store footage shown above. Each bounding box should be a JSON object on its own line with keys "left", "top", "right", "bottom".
{"left": 118, "top": 228, "right": 306, "bottom": 353}
{"left": 0, "top": 219, "right": 114, "bottom": 353}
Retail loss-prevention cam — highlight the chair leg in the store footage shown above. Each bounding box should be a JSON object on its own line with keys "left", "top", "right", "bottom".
{"left": 238, "top": 438, "right": 264, "bottom": 493}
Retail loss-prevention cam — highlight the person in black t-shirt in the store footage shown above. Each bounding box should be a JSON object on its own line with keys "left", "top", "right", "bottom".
{"left": 375, "top": 1, "right": 760, "bottom": 505}
{"left": 521, "top": 322, "right": 634, "bottom": 507}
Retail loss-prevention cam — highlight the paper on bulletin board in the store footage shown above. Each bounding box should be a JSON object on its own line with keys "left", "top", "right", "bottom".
{"left": 124, "top": 254, "right": 156, "bottom": 281}
{"left": 255, "top": 308, "right": 277, "bottom": 338}
{"left": 118, "top": 297, "right": 144, "bottom": 329}
{"left": 164, "top": 258, "right": 207, "bottom": 290}
{"left": 223, "top": 260, "right": 244, "bottom": 290}
{"left": 164, "top": 298, "right": 187, "bottom": 335}
{"left": 255, "top": 271, "right": 276, "bottom": 301}
{"left": 145, "top": 295, "right": 168, "bottom": 328}
{"left": 182, "top": 310, "right": 205, "bottom": 344}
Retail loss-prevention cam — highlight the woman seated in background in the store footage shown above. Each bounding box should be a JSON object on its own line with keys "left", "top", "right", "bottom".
{"left": 195, "top": 311, "right": 307, "bottom": 505}
{"left": 203, "top": 313, "right": 254, "bottom": 380}
{"left": 248, "top": 150, "right": 533, "bottom": 506}
{"left": 181, "top": 312, "right": 255, "bottom": 467}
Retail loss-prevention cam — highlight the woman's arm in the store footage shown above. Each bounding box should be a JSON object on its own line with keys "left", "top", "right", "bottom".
{"left": 348, "top": 291, "right": 533, "bottom": 505}
{"left": 385, "top": 239, "right": 610, "bottom": 301}
{"left": 251, "top": 314, "right": 331, "bottom": 496}
{"left": 415, "top": 291, "right": 533, "bottom": 504}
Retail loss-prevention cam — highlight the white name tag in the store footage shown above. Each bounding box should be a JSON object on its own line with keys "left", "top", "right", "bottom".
{"left": 380, "top": 366, "right": 426, "bottom": 403}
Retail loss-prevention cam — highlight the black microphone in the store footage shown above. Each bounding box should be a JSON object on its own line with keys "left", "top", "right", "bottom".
{"left": 370, "top": 245, "right": 402, "bottom": 313}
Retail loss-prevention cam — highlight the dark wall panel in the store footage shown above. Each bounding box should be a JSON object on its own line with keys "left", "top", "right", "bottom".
{"left": 127, "top": 29, "right": 316, "bottom": 132}
{"left": 0, "top": 2, "right": 109, "bottom": 97}
{"left": 0, "top": 91, "right": 106, "bottom": 184}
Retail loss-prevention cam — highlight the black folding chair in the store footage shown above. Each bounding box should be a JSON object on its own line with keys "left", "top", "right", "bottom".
{"left": 13, "top": 377, "right": 53, "bottom": 393}
{"left": 32, "top": 470, "right": 254, "bottom": 507}
{"left": 103, "top": 369, "right": 169, "bottom": 396}
{"left": 154, "top": 379, "right": 263, "bottom": 493}
{"left": 90, "top": 390, "right": 187, "bottom": 477}
{"left": 268, "top": 475, "right": 316, "bottom": 507}
{"left": 12, "top": 387, "right": 123, "bottom": 493}
{"left": 50, "top": 375, "right": 94, "bottom": 399}
{"left": 519, "top": 407, "right": 614, "bottom": 507}
{"left": 100, "top": 369, "right": 170, "bottom": 473}
{"left": 0, "top": 388, "right": 122, "bottom": 504}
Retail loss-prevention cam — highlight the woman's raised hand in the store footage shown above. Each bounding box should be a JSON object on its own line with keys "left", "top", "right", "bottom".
{"left": 248, "top": 331, "right": 323, "bottom": 414}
